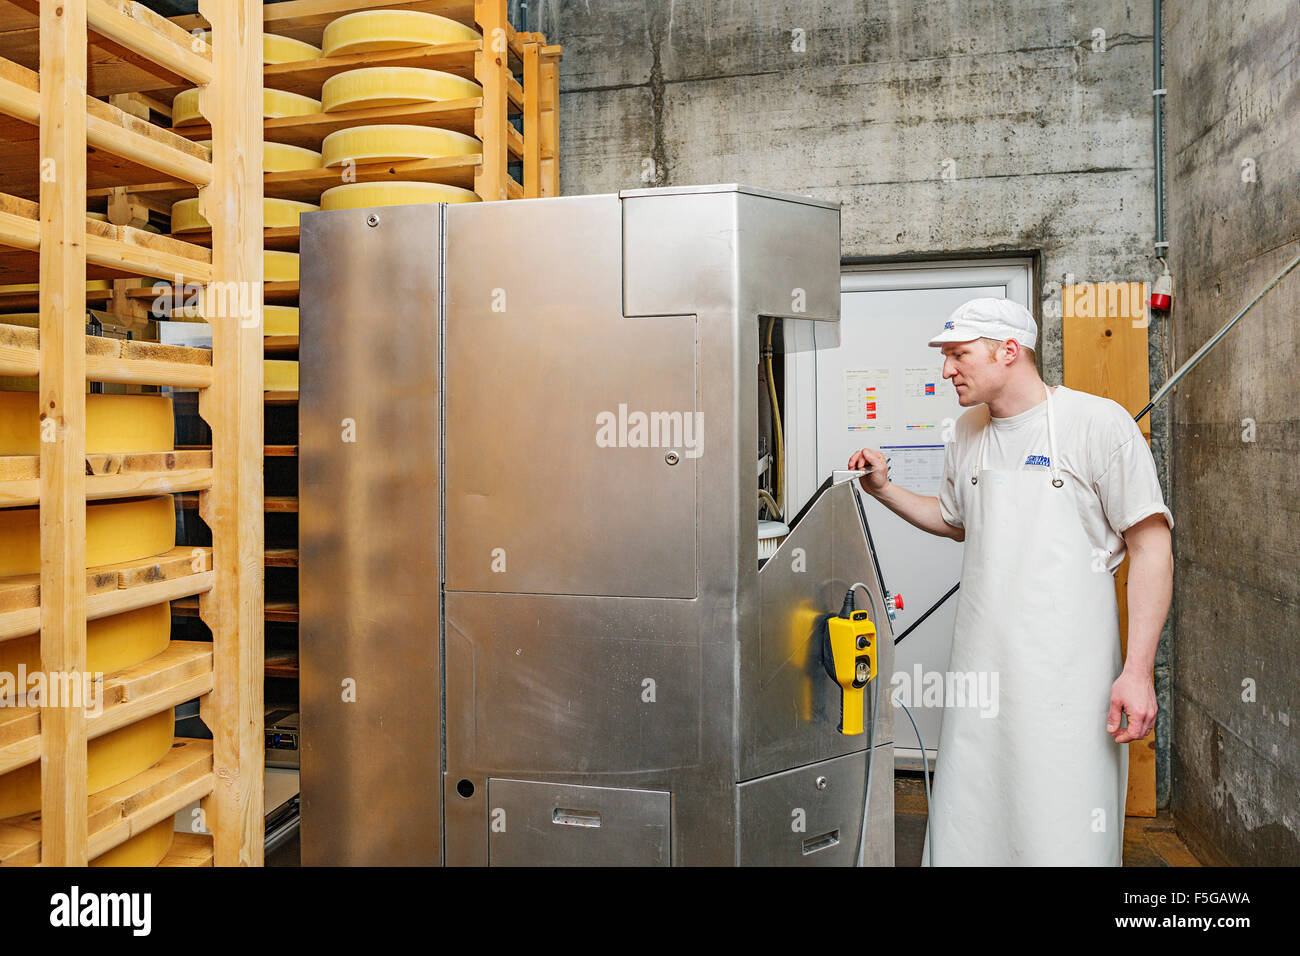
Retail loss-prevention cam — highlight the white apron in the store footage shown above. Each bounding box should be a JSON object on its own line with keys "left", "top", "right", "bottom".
{"left": 922, "top": 384, "right": 1128, "bottom": 866}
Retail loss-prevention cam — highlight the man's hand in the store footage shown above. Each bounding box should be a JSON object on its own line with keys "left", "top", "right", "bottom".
{"left": 1107, "top": 669, "right": 1156, "bottom": 743}
{"left": 847, "top": 448, "right": 888, "bottom": 495}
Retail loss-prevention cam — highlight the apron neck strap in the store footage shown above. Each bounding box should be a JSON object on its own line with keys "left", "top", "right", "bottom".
{"left": 969, "top": 382, "right": 1063, "bottom": 487}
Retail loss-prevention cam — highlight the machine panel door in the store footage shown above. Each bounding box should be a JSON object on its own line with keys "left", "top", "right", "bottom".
{"left": 444, "top": 197, "right": 699, "bottom": 599}
{"left": 487, "top": 779, "right": 672, "bottom": 866}
{"left": 737, "top": 750, "right": 869, "bottom": 866}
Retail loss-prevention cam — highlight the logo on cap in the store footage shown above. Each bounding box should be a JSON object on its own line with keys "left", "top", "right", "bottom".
{"left": 944, "top": 321, "right": 955, "bottom": 330}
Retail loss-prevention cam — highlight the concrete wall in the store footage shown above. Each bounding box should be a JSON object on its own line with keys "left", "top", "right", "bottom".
{"left": 1165, "top": 0, "right": 1300, "bottom": 865}
{"left": 556, "top": 1, "right": 1175, "bottom": 802}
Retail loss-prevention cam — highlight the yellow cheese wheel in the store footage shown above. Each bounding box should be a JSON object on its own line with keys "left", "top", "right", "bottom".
{"left": 0, "top": 709, "right": 174, "bottom": 819}
{"left": 0, "top": 495, "right": 175, "bottom": 578}
{"left": 195, "top": 30, "right": 321, "bottom": 64}
{"left": 320, "top": 181, "right": 480, "bottom": 210}
{"left": 0, "top": 391, "right": 174, "bottom": 456}
{"left": 322, "top": 10, "right": 479, "bottom": 57}
{"left": 264, "top": 359, "right": 299, "bottom": 392}
{"left": 197, "top": 140, "right": 322, "bottom": 172}
{"left": 173, "top": 87, "right": 320, "bottom": 126}
{"left": 170, "top": 197, "right": 319, "bottom": 233}
{"left": 90, "top": 816, "right": 175, "bottom": 867}
{"left": 321, "top": 67, "right": 481, "bottom": 113}
{"left": 0, "top": 602, "right": 171, "bottom": 683}
{"left": 263, "top": 305, "right": 299, "bottom": 336}
{"left": 264, "top": 250, "right": 300, "bottom": 282}
{"left": 321, "top": 124, "right": 481, "bottom": 167}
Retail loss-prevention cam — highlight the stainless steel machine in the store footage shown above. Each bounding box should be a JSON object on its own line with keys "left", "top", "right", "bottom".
{"left": 299, "top": 185, "right": 895, "bottom": 866}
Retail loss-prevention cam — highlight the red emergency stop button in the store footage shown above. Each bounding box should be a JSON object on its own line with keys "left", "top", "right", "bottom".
{"left": 889, "top": 594, "right": 904, "bottom": 611}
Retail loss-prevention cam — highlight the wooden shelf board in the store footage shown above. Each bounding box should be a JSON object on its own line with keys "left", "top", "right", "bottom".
{"left": 264, "top": 335, "right": 298, "bottom": 356}
{"left": 159, "top": 830, "right": 213, "bottom": 866}
{"left": 0, "top": 450, "right": 213, "bottom": 508}
{"left": 263, "top": 41, "right": 479, "bottom": 98}
{"left": 169, "top": 224, "right": 302, "bottom": 252}
{"left": 0, "top": 640, "right": 213, "bottom": 777}
{"left": 176, "top": 494, "right": 296, "bottom": 513}
{"left": 0, "top": 547, "right": 214, "bottom": 641}
{"left": 249, "top": 1, "right": 478, "bottom": 48}
{"left": 170, "top": 97, "right": 481, "bottom": 151}
{"left": 0, "top": 321, "right": 213, "bottom": 388}
{"left": 0, "top": 191, "right": 211, "bottom": 285}
{"left": 0, "top": 1, "right": 206, "bottom": 99}
{"left": 0, "top": 737, "right": 214, "bottom": 865}
{"left": 264, "top": 653, "right": 298, "bottom": 679}
{"left": 265, "top": 548, "right": 298, "bottom": 568}
{"left": 122, "top": 281, "right": 301, "bottom": 307}
{"left": 178, "top": 444, "right": 297, "bottom": 457}
{"left": 118, "top": 153, "right": 480, "bottom": 207}
{"left": 173, "top": 597, "right": 297, "bottom": 623}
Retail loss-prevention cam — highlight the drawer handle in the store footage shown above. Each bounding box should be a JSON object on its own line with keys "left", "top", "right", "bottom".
{"left": 802, "top": 829, "right": 840, "bottom": 855}
{"left": 552, "top": 808, "right": 601, "bottom": 828}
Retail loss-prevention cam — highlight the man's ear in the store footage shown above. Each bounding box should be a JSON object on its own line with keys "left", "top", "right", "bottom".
{"left": 1001, "top": 339, "right": 1021, "bottom": 365}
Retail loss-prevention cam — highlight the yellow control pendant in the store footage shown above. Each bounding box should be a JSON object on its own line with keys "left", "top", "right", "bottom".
{"left": 821, "top": 597, "right": 877, "bottom": 736}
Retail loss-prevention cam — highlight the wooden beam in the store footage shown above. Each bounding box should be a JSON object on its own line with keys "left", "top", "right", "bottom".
{"left": 195, "top": 0, "right": 264, "bottom": 868}
{"left": 1062, "top": 282, "right": 1158, "bottom": 818}
{"left": 37, "top": 0, "right": 89, "bottom": 867}
{"left": 540, "top": 45, "right": 560, "bottom": 197}
{"left": 86, "top": 0, "right": 213, "bottom": 86}
{"left": 0, "top": 55, "right": 213, "bottom": 186}
{"left": 473, "top": 0, "right": 508, "bottom": 202}
{"left": 522, "top": 39, "right": 540, "bottom": 198}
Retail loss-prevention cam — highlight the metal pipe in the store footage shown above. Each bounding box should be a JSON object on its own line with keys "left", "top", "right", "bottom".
{"left": 1153, "top": 0, "right": 1166, "bottom": 253}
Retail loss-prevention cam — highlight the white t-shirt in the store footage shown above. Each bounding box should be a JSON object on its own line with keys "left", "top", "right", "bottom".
{"left": 937, "top": 384, "right": 1172, "bottom": 573}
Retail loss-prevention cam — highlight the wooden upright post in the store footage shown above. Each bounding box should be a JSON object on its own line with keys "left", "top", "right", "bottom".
{"left": 474, "top": 0, "right": 509, "bottom": 201}
{"left": 38, "top": 0, "right": 89, "bottom": 868}
{"left": 522, "top": 39, "right": 541, "bottom": 198}
{"left": 196, "top": 0, "right": 265, "bottom": 866}
{"left": 540, "top": 44, "right": 561, "bottom": 197}
{"left": 1062, "top": 282, "right": 1159, "bottom": 818}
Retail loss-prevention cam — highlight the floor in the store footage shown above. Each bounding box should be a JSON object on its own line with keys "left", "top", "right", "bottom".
{"left": 273, "top": 773, "right": 1212, "bottom": 866}
{"left": 894, "top": 772, "right": 1210, "bottom": 866}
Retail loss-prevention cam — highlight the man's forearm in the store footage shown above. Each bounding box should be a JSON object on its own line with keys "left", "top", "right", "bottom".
{"left": 1123, "top": 539, "right": 1173, "bottom": 675}
{"left": 868, "top": 482, "right": 964, "bottom": 541}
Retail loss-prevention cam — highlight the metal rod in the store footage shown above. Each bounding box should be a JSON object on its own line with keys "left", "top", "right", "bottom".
{"left": 900, "top": 250, "right": 1300, "bottom": 644}
{"left": 1136, "top": 251, "right": 1300, "bottom": 422}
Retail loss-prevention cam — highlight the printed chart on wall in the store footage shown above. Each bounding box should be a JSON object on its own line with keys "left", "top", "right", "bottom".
{"left": 845, "top": 368, "right": 891, "bottom": 433}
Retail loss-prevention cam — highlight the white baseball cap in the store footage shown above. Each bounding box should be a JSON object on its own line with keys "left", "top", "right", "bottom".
{"left": 927, "top": 297, "right": 1038, "bottom": 350}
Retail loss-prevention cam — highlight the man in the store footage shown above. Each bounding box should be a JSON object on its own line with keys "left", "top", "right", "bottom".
{"left": 848, "top": 297, "right": 1172, "bottom": 866}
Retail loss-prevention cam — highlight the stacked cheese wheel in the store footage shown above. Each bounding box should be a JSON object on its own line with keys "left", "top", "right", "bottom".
{"left": 173, "top": 86, "right": 321, "bottom": 126}
{"left": 171, "top": 197, "right": 319, "bottom": 233}
{"left": 0, "top": 391, "right": 181, "bottom": 856}
{"left": 312, "top": 10, "right": 484, "bottom": 209}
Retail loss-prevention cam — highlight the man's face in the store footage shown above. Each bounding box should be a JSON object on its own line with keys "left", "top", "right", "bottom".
{"left": 941, "top": 339, "right": 1007, "bottom": 407}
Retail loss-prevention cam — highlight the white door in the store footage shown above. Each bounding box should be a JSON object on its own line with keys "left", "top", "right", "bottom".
{"left": 785, "top": 259, "right": 1033, "bottom": 769}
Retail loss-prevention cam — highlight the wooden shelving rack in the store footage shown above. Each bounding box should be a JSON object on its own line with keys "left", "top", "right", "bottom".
{"left": 102, "top": 0, "right": 560, "bottom": 684}
{"left": 0, "top": 0, "right": 263, "bottom": 866}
